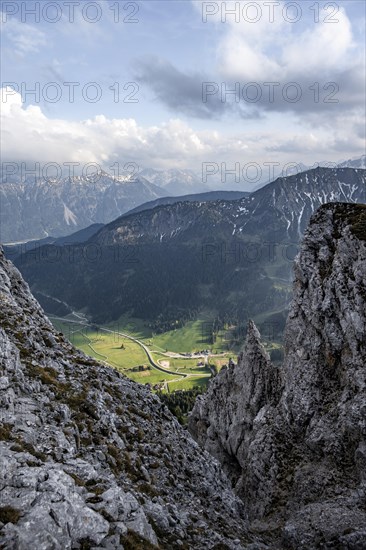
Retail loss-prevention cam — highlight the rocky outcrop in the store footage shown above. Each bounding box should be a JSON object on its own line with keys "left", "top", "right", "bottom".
{"left": 189, "top": 203, "right": 366, "bottom": 548}
{"left": 0, "top": 248, "right": 254, "bottom": 549}
{"left": 189, "top": 321, "right": 281, "bottom": 494}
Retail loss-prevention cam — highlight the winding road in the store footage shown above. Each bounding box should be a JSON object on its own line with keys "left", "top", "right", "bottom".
{"left": 99, "top": 327, "right": 188, "bottom": 378}
{"left": 49, "top": 313, "right": 191, "bottom": 379}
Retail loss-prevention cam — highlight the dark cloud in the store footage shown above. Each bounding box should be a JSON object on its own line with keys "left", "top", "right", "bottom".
{"left": 134, "top": 56, "right": 262, "bottom": 120}
{"left": 134, "top": 56, "right": 365, "bottom": 121}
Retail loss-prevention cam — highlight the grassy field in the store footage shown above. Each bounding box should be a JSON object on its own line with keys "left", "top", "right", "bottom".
{"left": 50, "top": 319, "right": 179, "bottom": 387}
{"left": 70, "top": 328, "right": 147, "bottom": 370}
{"left": 101, "top": 312, "right": 232, "bottom": 354}
{"left": 167, "top": 375, "right": 211, "bottom": 392}
{"left": 115, "top": 318, "right": 240, "bottom": 353}
{"left": 153, "top": 353, "right": 212, "bottom": 375}
{"left": 50, "top": 314, "right": 257, "bottom": 392}
{"left": 97, "top": 312, "right": 243, "bottom": 355}
{"left": 150, "top": 320, "right": 211, "bottom": 353}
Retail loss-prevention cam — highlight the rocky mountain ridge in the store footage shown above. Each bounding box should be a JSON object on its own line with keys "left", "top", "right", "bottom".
{"left": 189, "top": 202, "right": 366, "bottom": 548}
{"left": 0, "top": 173, "right": 166, "bottom": 244}
{"left": 0, "top": 247, "right": 255, "bottom": 549}
{"left": 140, "top": 168, "right": 209, "bottom": 196}
{"left": 12, "top": 168, "right": 366, "bottom": 327}
{"left": 93, "top": 167, "right": 366, "bottom": 246}
{"left": 121, "top": 189, "right": 249, "bottom": 218}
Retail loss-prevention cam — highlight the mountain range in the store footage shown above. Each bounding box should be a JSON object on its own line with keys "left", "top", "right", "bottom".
{"left": 0, "top": 170, "right": 250, "bottom": 245}
{"left": 140, "top": 168, "right": 210, "bottom": 195}
{"left": 11, "top": 167, "right": 366, "bottom": 337}
{"left": 251, "top": 154, "right": 366, "bottom": 191}
{"left": 2, "top": 157, "right": 364, "bottom": 244}
{"left": 0, "top": 173, "right": 166, "bottom": 244}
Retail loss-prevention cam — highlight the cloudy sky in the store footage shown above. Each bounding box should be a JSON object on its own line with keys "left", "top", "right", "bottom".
{"left": 1, "top": 0, "right": 365, "bottom": 188}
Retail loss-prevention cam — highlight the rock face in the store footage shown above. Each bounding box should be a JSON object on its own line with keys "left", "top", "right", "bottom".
{"left": 90, "top": 167, "right": 366, "bottom": 246}
{"left": 0, "top": 173, "right": 166, "bottom": 243}
{"left": 0, "top": 249, "right": 253, "bottom": 549}
{"left": 189, "top": 321, "right": 281, "bottom": 494}
{"left": 189, "top": 203, "right": 366, "bottom": 549}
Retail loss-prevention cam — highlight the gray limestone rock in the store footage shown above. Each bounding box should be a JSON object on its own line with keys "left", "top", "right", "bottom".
{"left": 189, "top": 203, "right": 366, "bottom": 548}
{"left": 0, "top": 245, "right": 251, "bottom": 549}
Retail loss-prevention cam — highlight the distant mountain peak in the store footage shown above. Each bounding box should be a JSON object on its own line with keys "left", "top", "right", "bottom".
{"left": 0, "top": 170, "right": 167, "bottom": 243}
{"left": 140, "top": 167, "right": 210, "bottom": 196}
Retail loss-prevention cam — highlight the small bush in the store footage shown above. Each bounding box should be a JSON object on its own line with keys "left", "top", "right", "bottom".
{"left": 78, "top": 538, "right": 94, "bottom": 550}
{"left": 136, "top": 482, "right": 159, "bottom": 497}
{"left": 68, "top": 472, "right": 85, "bottom": 486}
{"left": 120, "top": 530, "right": 159, "bottom": 550}
{"left": 0, "top": 506, "right": 21, "bottom": 524}
{"left": 0, "top": 423, "right": 13, "bottom": 441}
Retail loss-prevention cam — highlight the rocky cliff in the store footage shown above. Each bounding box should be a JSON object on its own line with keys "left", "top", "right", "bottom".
{"left": 189, "top": 203, "right": 366, "bottom": 549}
{"left": 0, "top": 248, "right": 255, "bottom": 549}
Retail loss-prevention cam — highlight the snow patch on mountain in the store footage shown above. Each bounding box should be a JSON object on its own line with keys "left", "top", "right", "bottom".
{"left": 63, "top": 203, "right": 78, "bottom": 226}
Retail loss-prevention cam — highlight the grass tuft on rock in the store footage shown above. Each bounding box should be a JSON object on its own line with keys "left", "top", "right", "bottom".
{"left": 0, "top": 506, "right": 21, "bottom": 525}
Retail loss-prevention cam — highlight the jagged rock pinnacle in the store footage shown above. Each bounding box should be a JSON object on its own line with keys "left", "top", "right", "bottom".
{"left": 189, "top": 203, "right": 366, "bottom": 549}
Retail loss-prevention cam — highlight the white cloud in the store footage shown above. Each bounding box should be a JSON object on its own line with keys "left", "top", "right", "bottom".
{"left": 216, "top": 4, "right": 357, "bottom": 81}
{"left": 282, "top": 7, "right": 355, "bottom": 75}
{"left": 1, "top": 16, "right": 46, "bottom": 56}
{"left": 1, "top": 88, "right": 364, "bottom": 180}
{"left": 0, "top": 88, "right": 226, "bottom": 168}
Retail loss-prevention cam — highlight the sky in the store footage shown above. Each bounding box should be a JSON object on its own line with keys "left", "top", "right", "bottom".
{"left": 1, "top": 0, "right": 365, "bottom": 189}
